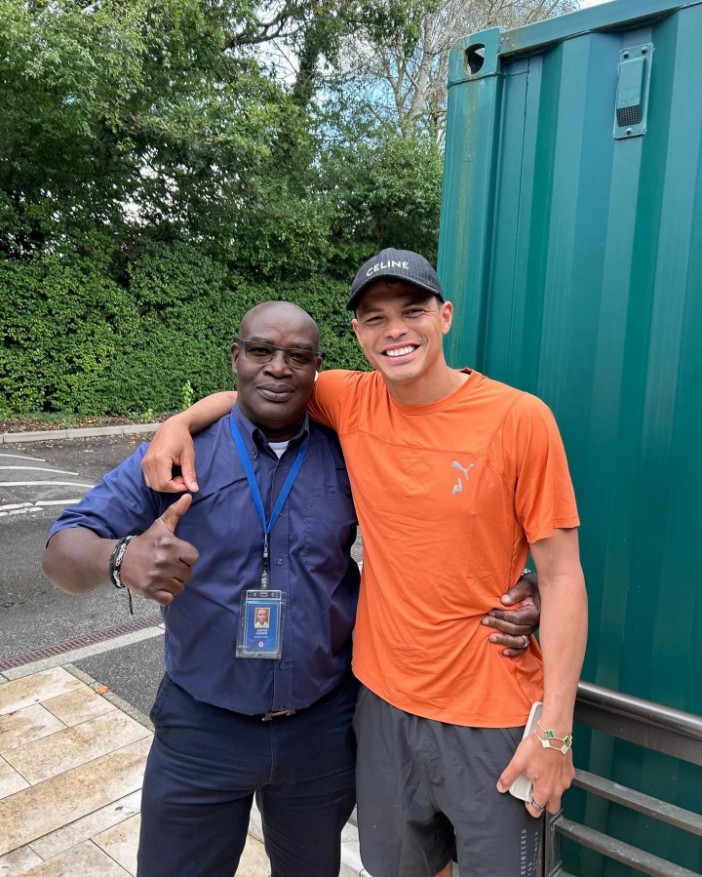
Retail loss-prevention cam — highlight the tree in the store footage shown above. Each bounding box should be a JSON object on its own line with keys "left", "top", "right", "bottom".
{"left": 0, "top": 0, "right": 345, "bottom": 259}
{"left": 1, "top": 0, "right": 586, "bottom": 418}
{"left": 338, "top": 0, "right": 580, "bottom": 141}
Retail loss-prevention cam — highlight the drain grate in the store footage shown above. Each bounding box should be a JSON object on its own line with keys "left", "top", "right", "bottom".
{"left": 0, "top": 616, "right": 163, "bottom": 671}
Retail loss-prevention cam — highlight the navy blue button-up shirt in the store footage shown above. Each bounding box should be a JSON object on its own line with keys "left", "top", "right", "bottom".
{"left": 48, "top": 405, "right": 360, "bottom": 714}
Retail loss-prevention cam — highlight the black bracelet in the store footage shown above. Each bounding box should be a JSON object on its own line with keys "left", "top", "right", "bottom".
{"left": 109, "top": 535, "right": 135, "bottom": 589}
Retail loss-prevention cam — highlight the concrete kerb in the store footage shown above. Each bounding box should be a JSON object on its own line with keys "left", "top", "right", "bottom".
{"left": 0, "top": 423, "right": 161, "bottom": 444}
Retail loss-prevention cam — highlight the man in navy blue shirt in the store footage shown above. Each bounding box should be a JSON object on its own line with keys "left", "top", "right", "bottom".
{"left": 43, "top": 301, "right": 361, "bottom": 876}
{"left": 43, "top": 301, "right": 537, "bottom": 877}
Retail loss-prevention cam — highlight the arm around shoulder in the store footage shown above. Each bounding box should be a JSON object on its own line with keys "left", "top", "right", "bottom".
{"left": 142, "top": 392, "right": 236, "bottom": 493}
{"left": 177, "top": 391, "right": 236, "bottom": 432}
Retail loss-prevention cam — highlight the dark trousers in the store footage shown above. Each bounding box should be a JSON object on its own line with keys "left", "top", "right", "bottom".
{"left": 137, "top": 674, "right": 358, "bottom": 877}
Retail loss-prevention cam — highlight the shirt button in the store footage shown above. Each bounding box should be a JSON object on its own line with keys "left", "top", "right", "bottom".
{"left": 276, "top": 559, "right": 284, "bottom": 566}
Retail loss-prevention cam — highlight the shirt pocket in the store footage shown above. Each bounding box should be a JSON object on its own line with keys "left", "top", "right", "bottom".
{"left": 302, "top": 491, "right": 357, "bottom": 574}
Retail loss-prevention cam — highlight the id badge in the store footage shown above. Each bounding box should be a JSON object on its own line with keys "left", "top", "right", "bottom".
{"left": 237, "top": 590, "right": 285, "bottom": 659}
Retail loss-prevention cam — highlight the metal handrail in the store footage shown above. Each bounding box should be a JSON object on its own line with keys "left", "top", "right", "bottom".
{"left": 545, "top": 682, "right": 702, "bottom": 877}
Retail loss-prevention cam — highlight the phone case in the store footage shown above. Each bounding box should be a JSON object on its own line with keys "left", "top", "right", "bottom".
{"left": 509, "top": 701, "right": 543, "bottom": 801}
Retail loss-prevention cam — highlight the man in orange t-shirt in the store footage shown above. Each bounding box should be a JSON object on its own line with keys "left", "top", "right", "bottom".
{"left": 141, "top": 249, "right": 587, "bottom": 877}
{"left": 308, "top": 250, "right": 586, "bottom": 877}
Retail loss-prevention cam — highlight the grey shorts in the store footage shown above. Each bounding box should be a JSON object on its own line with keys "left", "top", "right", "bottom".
{"left": 353, "top": 686, "right": 542, "bottom": 877}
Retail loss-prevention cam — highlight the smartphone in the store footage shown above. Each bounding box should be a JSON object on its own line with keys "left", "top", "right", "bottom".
{"left": 509, "top": 701, "right": 543, "bottom": 801}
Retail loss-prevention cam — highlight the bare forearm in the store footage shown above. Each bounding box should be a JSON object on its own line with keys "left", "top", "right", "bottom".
{"left": 142, "top": 392, "right": 237, "bottom": 493}
{"left": 181, "top": 392, "right": 236, "bottom": 433}
{"left": 530, "top": 528, "right": 588, "bottom": 731}
{"left": 43, "top": 497, "right": 199, "bottom": 607}
{"left": 537, "top": 571, "right": 588, "bottom": 730}
{"left": 496, "top": 529, "right": 587, "bottom": 816}
{"left": 42, "top": 529, "right": 116, "bottom": 594}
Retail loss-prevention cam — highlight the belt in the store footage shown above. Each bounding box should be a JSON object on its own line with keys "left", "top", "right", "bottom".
{"left": 245, "top": 672, "right": 352, "bottom": 722}
{"left": 261, "top": 708, "right": 297, "bottom": 721}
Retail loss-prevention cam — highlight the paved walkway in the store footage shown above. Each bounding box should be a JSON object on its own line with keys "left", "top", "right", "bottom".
{"left": 0, "top": 635, "right": 367, "bottom": 877}
{"left": 0, "top": 424, "right": 369, "bottom": 877}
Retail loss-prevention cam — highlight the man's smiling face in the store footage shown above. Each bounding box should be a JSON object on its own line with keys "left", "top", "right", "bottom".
{"left": 352, "top": 281, "right": 453, "bottom": 395}
{"left": 232, "top": 302, "right": 321, "bottom": 440}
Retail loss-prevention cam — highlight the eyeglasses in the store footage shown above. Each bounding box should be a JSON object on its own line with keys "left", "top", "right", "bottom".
{"left": 235, "top": 338, "right": 321, "bottom": 369}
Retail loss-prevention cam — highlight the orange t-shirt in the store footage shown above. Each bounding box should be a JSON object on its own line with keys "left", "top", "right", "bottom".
{"left": 308, "top": 369, "right": 580, "bottom": 727}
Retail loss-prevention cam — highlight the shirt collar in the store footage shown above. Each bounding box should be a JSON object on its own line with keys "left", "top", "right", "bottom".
{"left": 231, "top": 402, "right": 310, "bottom": 455}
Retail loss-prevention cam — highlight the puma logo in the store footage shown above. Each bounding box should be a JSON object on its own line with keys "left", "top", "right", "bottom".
{"left": 452, "top": 461, "right": 474, "bottom": 494}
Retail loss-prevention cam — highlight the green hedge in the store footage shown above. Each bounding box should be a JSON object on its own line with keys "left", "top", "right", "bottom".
{"left": 0, "top": 242, "right": 369, "bottom": 417}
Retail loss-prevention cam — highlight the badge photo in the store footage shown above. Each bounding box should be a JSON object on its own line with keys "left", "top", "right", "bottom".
{"left": 237, "top": 590, "right": 285, "bottom": 659}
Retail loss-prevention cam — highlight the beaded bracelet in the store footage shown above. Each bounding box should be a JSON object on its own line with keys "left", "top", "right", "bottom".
{"left": 536, "top": 722, "right": 573, "bottom": 755}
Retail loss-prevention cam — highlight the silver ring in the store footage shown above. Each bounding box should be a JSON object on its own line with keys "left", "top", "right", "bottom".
{"left": 530, "top": 795, "right": 546, "bottom": 812}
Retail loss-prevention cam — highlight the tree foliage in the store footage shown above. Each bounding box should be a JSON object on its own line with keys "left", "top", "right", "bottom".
{"left": 1, "top": 0, "right": 581, "bottom": 416}
{"left": 339, "top": 0, "right": 579, "bottom": 140}
{"left": 0, "top": 0, "right": 313, "bottom": 258}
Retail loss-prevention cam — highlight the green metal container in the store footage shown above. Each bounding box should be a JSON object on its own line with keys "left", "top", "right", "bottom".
{"left": 438, "top": 1, "right": 702, "bottom": 873}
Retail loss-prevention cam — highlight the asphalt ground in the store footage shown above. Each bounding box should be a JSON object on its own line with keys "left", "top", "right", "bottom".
{"left": 0, "top": 426, "right": 165, "bottom": 721}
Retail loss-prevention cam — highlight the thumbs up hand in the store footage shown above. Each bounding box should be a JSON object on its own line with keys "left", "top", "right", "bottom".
{"left": 160, "top": 493, "right": 194, "bottom": 534}
{"left": 120, "top": 494, "right": 200, "bottom": 606}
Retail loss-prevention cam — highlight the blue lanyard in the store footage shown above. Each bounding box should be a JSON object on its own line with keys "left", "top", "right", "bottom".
{"left": 229, "top": 414, "right": 308, "bottom": 587}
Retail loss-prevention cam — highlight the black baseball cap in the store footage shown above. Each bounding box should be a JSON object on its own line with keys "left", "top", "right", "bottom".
{"left": 347, "top": 248, "right": 445, "bottom": 311}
